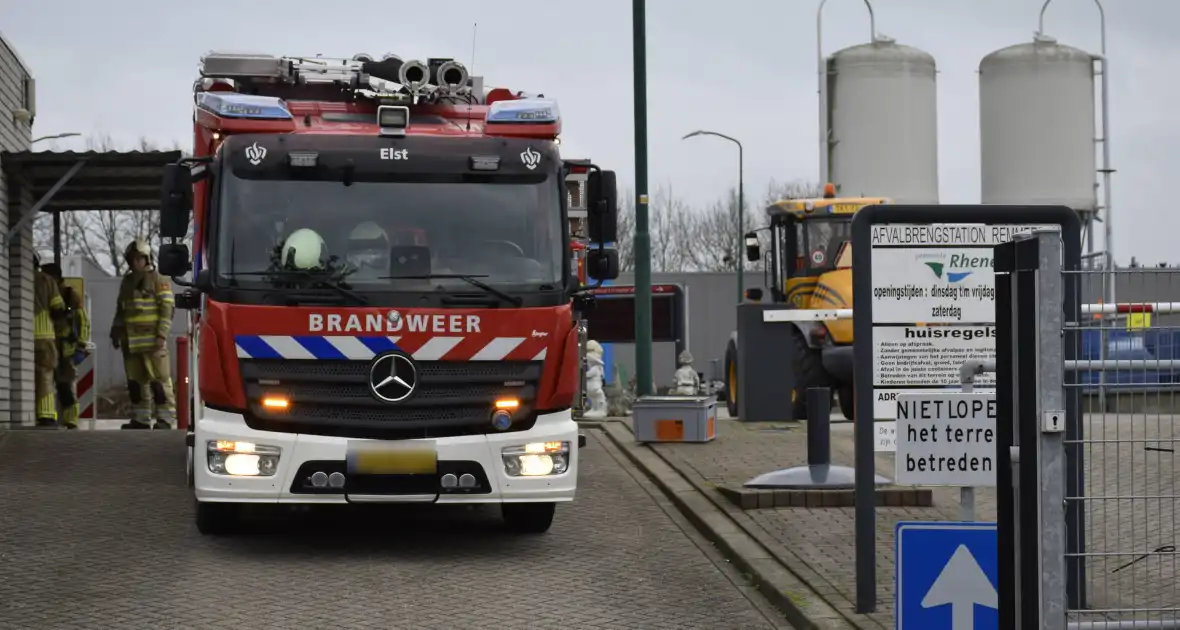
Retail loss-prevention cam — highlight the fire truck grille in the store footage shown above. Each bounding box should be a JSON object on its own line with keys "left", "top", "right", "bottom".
{"left": 237, "top": 360, "right": 546, "bottom": 439}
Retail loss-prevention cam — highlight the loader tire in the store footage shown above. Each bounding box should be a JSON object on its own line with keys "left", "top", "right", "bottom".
{"left": 724, "top": 340, "right": 739, "bottom": 418}
{"left": 837, "top": 384, "right": 855, "bottom": 422}
{"left": 792, "top": 329, "right": 831, "bottom": 420}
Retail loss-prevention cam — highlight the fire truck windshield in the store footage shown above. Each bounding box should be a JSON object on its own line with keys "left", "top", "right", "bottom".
{"left": 212, "top": 170, "right": 565, "bottom": 294}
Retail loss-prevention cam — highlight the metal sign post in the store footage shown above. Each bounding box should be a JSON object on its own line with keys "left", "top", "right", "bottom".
{"left": 849, "top": 204, "right": 1083, "bottom": 614}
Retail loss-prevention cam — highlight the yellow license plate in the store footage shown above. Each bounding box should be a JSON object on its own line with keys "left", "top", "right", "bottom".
{"left": 831, "top": 203, "right": 864, "bottom": 214}
{"left": 347, "top": 441, "right": 437, "bottom": 475}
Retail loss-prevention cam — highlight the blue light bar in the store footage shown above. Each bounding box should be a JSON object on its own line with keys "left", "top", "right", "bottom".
{"left": 196, "top": 92, "right": 293, "bottom": 120}
{"left": 485, "top": 98, "right": 560, "bottom": 125}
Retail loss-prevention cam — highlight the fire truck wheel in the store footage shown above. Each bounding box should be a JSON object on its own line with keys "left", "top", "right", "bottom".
{"left": 195, "top": 501, "right": 242, "bottom": 536}
{"left": 724, "top": 340, "right": 738, "bottom": 418}
{"left": 502, "top": 502, "right": 556, "bottom": 534}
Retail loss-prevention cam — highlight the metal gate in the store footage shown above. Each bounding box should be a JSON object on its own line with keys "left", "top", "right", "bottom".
{"left": 1000, "top": 231, "right": 1180, "bottom": 628}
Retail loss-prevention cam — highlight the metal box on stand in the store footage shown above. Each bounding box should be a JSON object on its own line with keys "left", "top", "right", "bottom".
{"left": 632, "top": 396, "right": 717, "bottom": 443}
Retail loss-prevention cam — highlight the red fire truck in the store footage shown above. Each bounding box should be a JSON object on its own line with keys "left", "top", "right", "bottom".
{"left": 156, "top": 52, "right": 619, "bottom": 536}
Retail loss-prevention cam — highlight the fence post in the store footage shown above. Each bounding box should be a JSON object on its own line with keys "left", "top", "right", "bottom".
{"left": 1001, "top": 231, "right": 1069, "bottom": 628}
{"left": 995, "top": 238, "right": 1019, "bottom": 628}
{"left": 176, "top": 337, "right": 189, "bottom": 431}
{"left": 1033, "top": 231, "right": 1069, "bottom": 627}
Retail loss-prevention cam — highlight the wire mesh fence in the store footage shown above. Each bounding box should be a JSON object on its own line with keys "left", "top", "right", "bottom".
{"left": 1064, "top": 267, "right": 1180, "bottom": 627}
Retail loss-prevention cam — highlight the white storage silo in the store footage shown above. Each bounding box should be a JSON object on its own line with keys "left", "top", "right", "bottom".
{"left": 979, "top": 35, "right": 1096, "bottom": 211}
{"left": 826, "top": 38, "right": 939, "bottom": 204}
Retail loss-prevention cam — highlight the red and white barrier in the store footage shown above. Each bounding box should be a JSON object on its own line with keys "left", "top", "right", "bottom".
{"left": 1080, "top": 302, "right": 1180, "bottom": 315}
{"left": 76, "top": 350, "right": 96, "bottom": 423}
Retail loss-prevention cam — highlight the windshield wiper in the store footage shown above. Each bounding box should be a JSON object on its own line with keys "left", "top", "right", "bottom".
{"left": 225, "top": 270, "right": 369, "bottom": 305}
{"left": 380, "top": 273, "right": 523, "bottom": 307}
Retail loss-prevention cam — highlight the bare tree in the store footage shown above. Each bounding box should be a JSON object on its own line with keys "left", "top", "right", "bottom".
{"left": 671, "top": 179, "right": 826, "bottom": 273}
{"left": 674, "top": 187, "right": 752, "bottom": 272}
{"left": 648, "top": 184, "right": 694, "bottom": 273}
{"left": 610, "top": 184, "right": 695, "bottom": 273}
{"left": 615, "top": 187, "right": 636, "bottom": 272}
{"left": 33, "top": 135, "right": 187, "bottom": 276}
{"left": 761, "top": 178, "right": 824, "bottom": 207}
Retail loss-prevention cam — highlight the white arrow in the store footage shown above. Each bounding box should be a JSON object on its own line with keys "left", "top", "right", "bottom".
{"left": 921, "top": 544, "right": 998, "bottom": 630}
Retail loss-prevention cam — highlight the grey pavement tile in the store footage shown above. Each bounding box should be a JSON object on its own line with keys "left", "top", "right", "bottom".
{"left": 0, "top": 430, "right": 784, "bottom": 629}
{"left": 651, "top": 414, "right": 1180, "bottom": 626}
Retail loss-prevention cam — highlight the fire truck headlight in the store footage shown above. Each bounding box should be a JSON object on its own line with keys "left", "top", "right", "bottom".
{"left": 501, "top": 441, "right": 570, "bottom": 477}
{"left": 207, "top": 440, "right": 281, "bottom": 477}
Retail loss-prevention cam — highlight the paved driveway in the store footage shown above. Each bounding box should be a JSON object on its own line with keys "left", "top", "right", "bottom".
{"left": 0, "top": 429, "right": 788, "bottom": 629}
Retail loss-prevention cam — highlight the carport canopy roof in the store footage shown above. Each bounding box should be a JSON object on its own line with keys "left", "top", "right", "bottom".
{"left": 2, "top": 150, "right": 183, "bottom": 213}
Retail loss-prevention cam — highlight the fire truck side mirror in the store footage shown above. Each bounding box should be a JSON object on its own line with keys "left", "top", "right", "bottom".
{"left": 160, "top": 163, "right": 194, "bottom": 239}
{"left": 586, "top": 248, "right": 619, "bottom": 281}
{"left": 586, "top": 169, "right": 618, "bottom": 244}
{"left": 157, "top": 243, "right": 191, "bottom": 278}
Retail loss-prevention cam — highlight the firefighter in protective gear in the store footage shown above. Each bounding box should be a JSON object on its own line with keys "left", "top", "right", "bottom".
{"left": 345, "top": 221, "right": 389, "bottom": 278}
{"left": 109, "top": 239, "right": 176, "bottom": 430}
{"left": 33, "top": 253, "right": 67, "bottom": 427}
{"left": 41, "top": 262, "right": 90, "bottom": 430}
{"left": 279, "top": 228, "right": 328, "bottom": 270}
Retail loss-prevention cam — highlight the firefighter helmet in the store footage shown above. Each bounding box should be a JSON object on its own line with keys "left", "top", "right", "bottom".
{"left": 281, "top": 228, "right": 328, "bottom": 270}
{"left": 41, "top": 262, "right": 62, "bottom": 280}
{"left": 123, "top": 239, "right": 152, "bottom": 263}
{"left": 346, "top": 221, "right": 390, "bottom": 271}
{"left": 349, "top": 221, "right": 388, "bottom": 244}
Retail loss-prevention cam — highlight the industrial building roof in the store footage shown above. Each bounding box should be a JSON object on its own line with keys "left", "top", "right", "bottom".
{"left": 1, "top": 150, "right": 182, "bottom": 212}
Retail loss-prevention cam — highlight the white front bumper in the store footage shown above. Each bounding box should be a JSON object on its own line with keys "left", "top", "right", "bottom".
{"left": 193, "top": 408, "right": 579, "bottom": 505}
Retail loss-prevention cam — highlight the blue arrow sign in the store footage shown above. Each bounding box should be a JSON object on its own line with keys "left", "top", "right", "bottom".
{"left": 896, "top": 521, "right": 998, "bottom": 630}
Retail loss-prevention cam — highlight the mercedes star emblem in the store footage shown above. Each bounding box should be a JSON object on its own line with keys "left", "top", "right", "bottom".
{"left": 387, "top": 310, "right": 402, "bottom": 327}
{"left": 369, "top": 352, "right": 418, "bottom": 403}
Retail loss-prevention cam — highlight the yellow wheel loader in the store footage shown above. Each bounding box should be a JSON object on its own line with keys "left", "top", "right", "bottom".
{"left": 723, "top": 187, "right": 891, "bottom": 422}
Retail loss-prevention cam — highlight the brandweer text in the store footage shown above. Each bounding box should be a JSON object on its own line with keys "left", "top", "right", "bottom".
{"left": 308, "top": 313, "right": 482, "bottom": 334}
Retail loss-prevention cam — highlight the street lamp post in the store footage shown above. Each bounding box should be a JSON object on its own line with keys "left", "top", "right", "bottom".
{"left": 682, "top": 130, "right": 744, "bottom": 302}
{"left": 633, "top": 0, "right": 654, "bottom": 396}
{"left": 28, "top": 133, "right": 80, "bottom": 264}
{"left": 31, "top": 132, "right": 81, "bottom": 145}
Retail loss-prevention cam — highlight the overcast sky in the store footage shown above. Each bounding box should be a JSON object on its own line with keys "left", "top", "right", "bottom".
{"left": 3, "top": 0, "right": 1175, "bottom": 264}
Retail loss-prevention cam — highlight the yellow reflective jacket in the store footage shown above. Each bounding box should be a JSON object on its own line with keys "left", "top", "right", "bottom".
{"left": 110, "top": 268, "right": 174, "bottom": 354}
{"left": 55, "top": 285, "right": 90, "bottom": 358}
{"left": 33, "top": 271, "right": 64, "bottom": 342}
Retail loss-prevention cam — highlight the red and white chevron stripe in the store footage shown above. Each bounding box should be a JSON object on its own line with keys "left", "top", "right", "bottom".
{"left": 77, "top": 353, "right": 96, "bottom": 420}
{"left": 399, "top": 335, "right": 551, "bottom": 362}
{"left": 233, "top": 334, "right": 553, "bottom": 362}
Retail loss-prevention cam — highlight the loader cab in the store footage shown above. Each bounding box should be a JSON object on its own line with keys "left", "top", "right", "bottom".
{"left": 732, "top": 191, "right": 890, "bottom": 423}
{"left": 745, "top": 194, "right": 890, "bottom": 305}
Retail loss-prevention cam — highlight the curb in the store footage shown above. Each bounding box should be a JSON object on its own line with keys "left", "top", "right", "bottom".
{"left": 602, "top": 422, "right": 859, "bottom": 630}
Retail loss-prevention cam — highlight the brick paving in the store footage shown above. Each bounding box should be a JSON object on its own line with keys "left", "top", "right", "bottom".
{"left": 647, "top": 413, "right": 1180, "bottom": 628}
{"left": 1070, "top": 409, "right": 1180, "bottom": 623}
{"left": 0, "top": 429, "right": 788, "bottom": 629}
